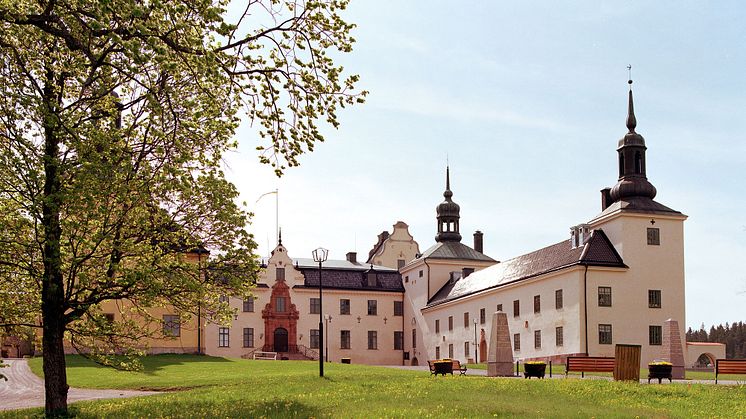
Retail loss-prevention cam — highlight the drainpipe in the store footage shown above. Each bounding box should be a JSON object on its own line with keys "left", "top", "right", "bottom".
{"left": 423, "top": 258, "right": 431, "bottom": 300}
{"left": 583, "top": 264, "right": 589, "bottom": 355}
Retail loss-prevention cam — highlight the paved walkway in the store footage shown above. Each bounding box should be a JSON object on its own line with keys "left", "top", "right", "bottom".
{"left": 0, "top": 359, "right": 159, "bottom": 412}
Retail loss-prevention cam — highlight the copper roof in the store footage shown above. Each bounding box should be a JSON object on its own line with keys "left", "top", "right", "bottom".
{"left": 418, "top": 241, "right": 496, "bottom": 262}
{"left": 426, "top": 229, "right": 625, "bottom": 307}
{"left": 593, "top": 196, "right": 683, "bottom": 220}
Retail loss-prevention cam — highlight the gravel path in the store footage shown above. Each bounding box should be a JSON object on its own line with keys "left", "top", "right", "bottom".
{"left": 0, "top": 359, "right": 160, "bottom": 412}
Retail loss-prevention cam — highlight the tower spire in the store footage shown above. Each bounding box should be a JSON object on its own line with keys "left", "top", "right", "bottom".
{"left": 626, "top": 78, "right": 637, "bottom": 133}
{"left": 609, "top": 73, "right": 657, "bottom": 203}
{"left": 435, "top": 166, "right": 461, "bottom": 242}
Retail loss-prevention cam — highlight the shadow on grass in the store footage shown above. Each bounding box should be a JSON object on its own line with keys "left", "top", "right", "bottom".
{"left": 62, "top": 354, "right": 234, "bottom": 377}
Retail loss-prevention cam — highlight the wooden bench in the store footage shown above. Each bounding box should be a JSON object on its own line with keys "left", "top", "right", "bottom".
{"left": 715, "top": 359, "right": 746, "bottom": 384}
{"left": 566, "top": 356, "right": 615, "bottom": 378}
{"left": 427, "top": 360, "right": 467, "bottom": 376}
{"left": 452, "top": 360, "right": 468, "bottom": 376}
{"left": 253, "top": 351, "right": 278, "bottom": 360}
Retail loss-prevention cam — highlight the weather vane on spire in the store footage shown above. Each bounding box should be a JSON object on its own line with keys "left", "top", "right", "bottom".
{"left": 627, "top": 64, "right": 633, "bottom": 86}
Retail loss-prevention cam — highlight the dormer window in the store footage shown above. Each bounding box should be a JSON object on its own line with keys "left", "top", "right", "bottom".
{"left": 367, "top": 272, "right": 377, "bottom": 287}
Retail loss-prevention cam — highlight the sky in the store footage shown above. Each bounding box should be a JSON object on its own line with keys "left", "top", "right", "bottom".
{"left": 223, "top": 1, "right": 746, "bottom": 330}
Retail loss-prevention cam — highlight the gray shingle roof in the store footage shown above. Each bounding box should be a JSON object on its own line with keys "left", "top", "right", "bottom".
{"left": 426, "top": 229, "right": 625, "bottom": 307}
{"left": 418, "top": 241, "right": 496, "bottom": 262}
{"left": 298, "top": 269, "right": 403, "bottom": 292}
{"left": 292, "top": 258, "right": 396, "bottom": 272}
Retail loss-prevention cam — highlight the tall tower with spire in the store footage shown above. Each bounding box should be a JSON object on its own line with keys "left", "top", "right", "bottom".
{"left": 608, "top": 78, "right": 658, "bottom": 203}
{"left": 435, "top": 166, "right": 462, "bottom": 242}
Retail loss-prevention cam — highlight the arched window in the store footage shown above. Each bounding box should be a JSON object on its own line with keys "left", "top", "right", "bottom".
{"left": 619, "top": 153, "right": 625, "bottom": 177}
{"left": 635, "top": 151, "right": 642, "bottom": 174}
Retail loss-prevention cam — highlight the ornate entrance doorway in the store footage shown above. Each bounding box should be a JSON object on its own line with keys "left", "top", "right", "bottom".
{"left": 274, "top": 328, "right": 289, "bottom": 352}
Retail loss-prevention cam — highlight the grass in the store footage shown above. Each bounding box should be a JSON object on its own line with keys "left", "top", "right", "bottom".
{"left": 5, "top": 355, "right": 745, "bottom": 418}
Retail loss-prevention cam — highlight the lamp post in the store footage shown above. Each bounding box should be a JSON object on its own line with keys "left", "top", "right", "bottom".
{"left": 324, "top": 314, "right": 332, "bottom": 362}
{"left": 312, "top": 247, "right": 328, "bottom": 377}
{"left": 473, "top": 318, "right": 478, "bottom": 364}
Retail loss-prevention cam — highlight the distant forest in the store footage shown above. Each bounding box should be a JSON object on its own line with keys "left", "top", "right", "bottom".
{"left": 686, "top": 321, "right": 746, "bottom": 359}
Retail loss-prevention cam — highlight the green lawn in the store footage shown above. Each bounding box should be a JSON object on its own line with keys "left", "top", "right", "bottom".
{"left": 5, "top": 355, "right": 745, "bottom": 418}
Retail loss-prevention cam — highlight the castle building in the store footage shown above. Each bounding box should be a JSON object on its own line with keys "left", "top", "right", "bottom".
{"left": 399, "top": 82, "right": 724, "bottom": 367}
{"left": 203, "top": 232, "right": 414, "bottom": 365}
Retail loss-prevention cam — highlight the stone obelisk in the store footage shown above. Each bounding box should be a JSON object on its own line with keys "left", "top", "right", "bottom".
{"left": 487, "top": 311, "right": 514, "bottom": 376}
{"left": 661, "top": 318, "right": 686, "bottom": 379}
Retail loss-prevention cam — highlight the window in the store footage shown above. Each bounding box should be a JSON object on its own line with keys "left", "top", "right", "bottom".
{"left": 397, "top": 259, "right": 405, "bottom": 269}
{"left": 534, "top": 295, "right": 541, "bottom": 313}
{"left": 555, "top": 289, "right": 563, "bottom": 310}
{"left": 219, "top": 295, "right": 229, "bottom": 304}
{"left": 340, "top": 299, "right": 350, "bottom": 315}
{"left": 599, "top": 324, "right": 612, "bottom": 344}
{"left": 419, "top": 270, "right": 423, "bottom": 278}
{"left": 448, "top": 316, "right": 453, "bottom": 331}
{"left": 394, "top": 331, "right": 404, "bottom": 350}
{"left": 448, "top": 343, "right": 454, "bottom": 358}
{"left": 276, "top": 296, "right": 286, "bottom": 312}
{"left": 556, "top": 326, "right": 564, "bottom": 347}
{"left": 368, "top": 331, "right": 378, "bottom": 349}
{"left": 435, "top": 319, "right": 441, "bottom": 334}
{"left": 243, "top": 298, "right": 254, "bottom": 312}
{"left": 367, "top": 272, "right": 377, "bottom": 287}
{"left": 647, "top": 228, "right": 660, "bottom": 245}
{"left": 412, "top": 329, "right": 417, "bottom": 348}
{"left": 480, "top": 308, "right": 486, "bottom": 324}
{"left": 310, "top": 329, "right": 320, "bottom": 349}
{"left": 463, "top": 312, "right": 470, "bottom": 328}
{"left": 103, "top": 313, "right": 115, "bottom": 323}
{"left": 464, "top": 341, "right": 470, "bottom": 357}
{"left": 534, "top": 330, "right": 541, "bottom": 349}
{"left": 648, "top": 290, "right": 661, "bottom": 308}
{"left": 497, "top": 304, "right": 503, "bottom": 312}
{"left": 513, "top": 333, "right": 520, "bottom": 351}
{"left": 218, "top": 327, "right": 230, "bottom": 347}
{"left": 598, "top": 287, "right": 612, "bottom": 307}
{"left": 276, "top": 267, "right": 285, "bottom": 280}
{"left": 513, "top": 300, "right": 520, "bottom": 317}
{"left": 341, "top": 330, "right": 351, "bottom": 349}
{"left": 394, "top": 301, "right": 404, "bottom": 316}
{"left": 649, "top": 325, "right": 662, "bottom": 345}
{"left": 243, "top": 328, "right": 254, "bottom": 348}
{"left": 162, "top": 315, "right": 180, "bottom": 337}
{"left": 367, "top": 300, "right": 377, "bottom": 315}
{"left": 435, "top": 346, "right": 441, "bottom": 359}
{"left": 405, "top": 275, "right": 409, "bottom": 283}
{"left": 310, "top": 297, "right": 321, "bottom": 314}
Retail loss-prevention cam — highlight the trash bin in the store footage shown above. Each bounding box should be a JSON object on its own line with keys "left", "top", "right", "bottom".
{"left": 614, "top": 344, "right": 641, "bottom": 381}
{"left": 341, "top": 358, "right": 351, "bottom": 364}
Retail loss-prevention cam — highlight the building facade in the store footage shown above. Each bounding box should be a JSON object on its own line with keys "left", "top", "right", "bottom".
{"left": 402, "top": 83, "right": 704, "bottom": 367}
{"left": 204, "top": 238, "right": 407, "bottom": 365}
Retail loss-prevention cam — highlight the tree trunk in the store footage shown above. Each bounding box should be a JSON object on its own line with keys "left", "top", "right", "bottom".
{"left": 41, "top": 68, "right": 69, "bottom": 416}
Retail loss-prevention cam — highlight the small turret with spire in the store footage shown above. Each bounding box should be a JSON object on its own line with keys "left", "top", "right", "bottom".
{"left": 609, "top": 77, "right": 657, "bottom": 203}
{"left": 435, "top": 166, "right": 462, "bottom": 242}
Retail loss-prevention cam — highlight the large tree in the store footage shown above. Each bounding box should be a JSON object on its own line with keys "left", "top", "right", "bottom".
{"left": 0, "top": 0, "right": 364, "bottom": 415}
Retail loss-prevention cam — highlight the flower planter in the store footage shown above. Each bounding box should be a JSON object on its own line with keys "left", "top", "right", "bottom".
{"left": 523, "top": 362, "right": 546, "bottom": 379}
{"left": 647, "top": 363, "right": 673, "bottom": 384}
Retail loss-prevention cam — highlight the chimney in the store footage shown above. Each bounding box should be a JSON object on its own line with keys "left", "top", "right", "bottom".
{"left": 346, "top": 252, "right": 357, "bottom": 263}
{"left": 462, "top": 267, "right": 475, "bottom": 278}
{"left": 473, "top": 230, "right": 484, "bottom": 253}
{"left": 600, "top": 188, "right": 612, "bottom": 211}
